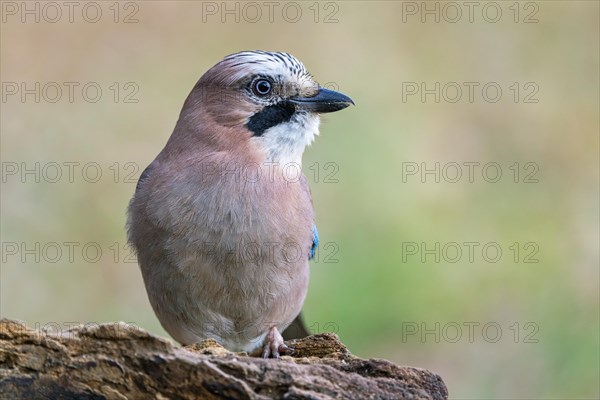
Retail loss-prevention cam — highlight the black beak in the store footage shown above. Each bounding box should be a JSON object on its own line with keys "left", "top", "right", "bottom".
{"left": 289, "top": 87, "right": 354, "bottom": 113}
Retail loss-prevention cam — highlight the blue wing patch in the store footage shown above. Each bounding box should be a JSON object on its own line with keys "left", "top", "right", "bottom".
{"left": 309, "top": 224, "right": 319, "bottom": 260}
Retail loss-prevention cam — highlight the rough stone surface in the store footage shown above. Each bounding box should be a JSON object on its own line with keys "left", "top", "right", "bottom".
{"left": 0, "top": 319, "right": 448, "bottom": 399}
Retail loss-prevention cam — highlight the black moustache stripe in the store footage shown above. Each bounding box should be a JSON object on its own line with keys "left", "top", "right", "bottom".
{"left": 246, "top": 102, "right": 296, "bottom": 137}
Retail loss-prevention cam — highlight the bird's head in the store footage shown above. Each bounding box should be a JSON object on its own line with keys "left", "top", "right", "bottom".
{"left": 179, "top": 51, "right": 354, "bottom": 165}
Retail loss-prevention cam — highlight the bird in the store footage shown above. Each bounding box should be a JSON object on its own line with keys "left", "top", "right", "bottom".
{"left": 127, "top": 50, "right": 353, "bottom": 358}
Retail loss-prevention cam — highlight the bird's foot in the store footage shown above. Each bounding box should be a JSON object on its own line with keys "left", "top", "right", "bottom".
{"left": 261, "top": 326, "right": 293, "bottom": 359}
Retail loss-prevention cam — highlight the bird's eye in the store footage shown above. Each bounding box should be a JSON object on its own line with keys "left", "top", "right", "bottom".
{"left": 252, "top": 79, "right": 272, "bottom": 96}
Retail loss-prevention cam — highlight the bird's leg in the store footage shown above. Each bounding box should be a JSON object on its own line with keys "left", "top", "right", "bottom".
{"left": 261, "top": 326, "right": 293, "bottom": 359}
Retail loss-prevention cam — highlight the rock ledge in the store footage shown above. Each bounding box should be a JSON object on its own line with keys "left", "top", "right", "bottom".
{"left": 0, "top": 319, "right": 447, "bottom": 399}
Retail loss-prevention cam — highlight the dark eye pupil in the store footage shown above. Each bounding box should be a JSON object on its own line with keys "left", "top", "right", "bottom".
{"left": 254, "top": 80, "right": 271, "bottom": 95}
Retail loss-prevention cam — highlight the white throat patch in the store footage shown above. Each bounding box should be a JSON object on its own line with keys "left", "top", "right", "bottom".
{"left": 253, "top": 112, "right": 320, "bottom": 165}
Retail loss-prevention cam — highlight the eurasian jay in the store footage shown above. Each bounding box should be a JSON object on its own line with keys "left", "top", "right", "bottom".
{"left": 127, "top": 51, "right": 353, "bottom": 357}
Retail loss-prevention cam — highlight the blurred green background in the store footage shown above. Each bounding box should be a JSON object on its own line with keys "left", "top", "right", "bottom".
{"left": 1, "top": 1, "right": 598, "bottom": 398}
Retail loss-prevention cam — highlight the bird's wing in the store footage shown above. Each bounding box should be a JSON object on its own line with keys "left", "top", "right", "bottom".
{"left": 135, "top": 163, "right": 154, "bottom": 192}
{"left": 300, "top": 174, "right": 318, "bottom": 260}
{"left": 309, "top": 224, "right": 319, "bottom": 260}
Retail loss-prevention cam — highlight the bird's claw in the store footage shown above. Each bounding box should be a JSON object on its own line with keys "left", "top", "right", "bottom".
{"left": 262, "top": 326, "right": 293, "bottom": 359}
